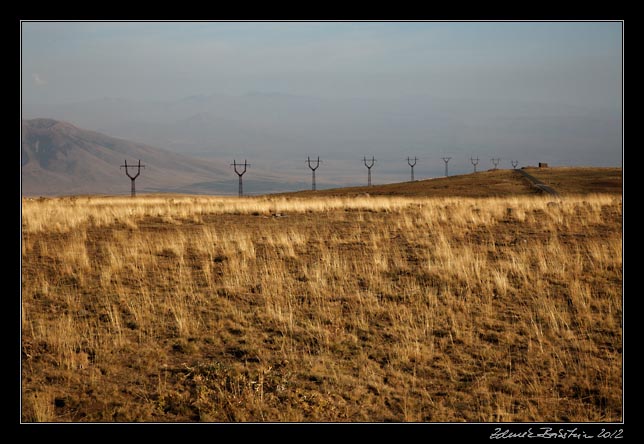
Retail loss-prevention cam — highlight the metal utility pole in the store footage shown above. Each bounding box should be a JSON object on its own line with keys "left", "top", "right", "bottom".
{"left": 407, "top": 156, "right": 417, "bottom": 181}
{"left": 231, "top": 159, "right": 250, "bottom": 197}
{"left": 306, "top": 156, "right": 321, "bottom": 191}
{"left": 470, "top": 157, "right": 479, "bottom": 173}
{"left": 363, "top": 156, "right": 376, "bottom": 186}
{"left": 441, "top": 157, "right": 452, "bottom": 177}
{"left": 491, "top": 158, "right": 501, "bottom": 170}
{"left": 511, "top": 160, "right": 519, "bottom": 169}
{"left": 120, "top": 159, "right": 145, "bottom": 197}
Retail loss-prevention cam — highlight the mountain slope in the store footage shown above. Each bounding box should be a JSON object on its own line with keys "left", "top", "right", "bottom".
{"left": 21, "top": 118, "right": 300, "bottom": 196}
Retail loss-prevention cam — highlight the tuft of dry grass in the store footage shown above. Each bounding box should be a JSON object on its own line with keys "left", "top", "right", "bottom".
{"left": 21, "top": 192, "right": 622, "bottom": 422}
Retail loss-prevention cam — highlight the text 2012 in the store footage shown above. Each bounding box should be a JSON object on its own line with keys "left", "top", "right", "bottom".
{"left": 490, "top": 427, "right": 623, "bottom": 439}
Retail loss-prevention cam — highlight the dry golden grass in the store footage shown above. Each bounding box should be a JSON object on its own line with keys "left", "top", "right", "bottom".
{"left": 21, "top": 192, "right": 622, "bottom": 422}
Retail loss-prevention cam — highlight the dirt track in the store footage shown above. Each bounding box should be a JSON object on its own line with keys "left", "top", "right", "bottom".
{"left": 515, "top": 169, "right": 560, "bottom": 197}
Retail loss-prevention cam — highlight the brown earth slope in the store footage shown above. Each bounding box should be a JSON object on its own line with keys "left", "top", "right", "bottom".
{"left": 278, "top": 167, "right": 622, "bottom": 198}
{"left": 521, "top": 166, "right": 622, "bottom": 195}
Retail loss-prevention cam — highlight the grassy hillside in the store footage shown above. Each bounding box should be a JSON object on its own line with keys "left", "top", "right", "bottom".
{"left": 21, "top": 192, "right": 622, "bottom": 422}
{"left": 282, "top": 167, "right": 622, "bottom": 198}
{"left": 521, "top": 166, "right": 622, "bottom": 195}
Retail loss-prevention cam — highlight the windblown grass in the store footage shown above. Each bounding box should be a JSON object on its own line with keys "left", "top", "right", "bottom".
{"left": 21, "top": 193, "right": 622, "bottom": 422}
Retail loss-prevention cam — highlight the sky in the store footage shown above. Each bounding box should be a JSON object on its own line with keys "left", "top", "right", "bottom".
{"left": 20, "top": 21, "right": 623, "bottom": 181}
{"left": 21, "top": 21, "right": 622, "bottom": 110}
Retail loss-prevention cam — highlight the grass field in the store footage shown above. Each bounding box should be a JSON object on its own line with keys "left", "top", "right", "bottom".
{"left": 21, "top": 170, "right": 622, "bottom": 422}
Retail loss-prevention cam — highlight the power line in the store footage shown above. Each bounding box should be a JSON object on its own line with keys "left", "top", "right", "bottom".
{"left": 231, "top": 159, "right": 250, "bottom": 197}
{"left": 406, "top": 156, "right": 418, "bottom": 181}
{"left": 120, "top": 159, "right": 145, "bottom": 197}
{"left": 363, "top": 156, "right": 376, "bottom": 186}
{"left": 441, "top": 157, "right": 452, "bottom": 177}
{"left": 470, "top": 157, "right": 479, "bottom": 173}
{"left": 306, "top": 156, "right": 321, "bottom": 191}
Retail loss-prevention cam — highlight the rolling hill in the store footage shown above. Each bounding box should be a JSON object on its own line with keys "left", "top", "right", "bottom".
{"left": 276, "top": 166, "right": 623, "bottom": 198}
{"left": 21, "top": 118, "right": 304, "bottom": 196}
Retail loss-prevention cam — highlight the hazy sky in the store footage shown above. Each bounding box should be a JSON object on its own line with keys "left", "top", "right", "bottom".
{"left": 22, "top": 21, "right": 622, "bottom": 110}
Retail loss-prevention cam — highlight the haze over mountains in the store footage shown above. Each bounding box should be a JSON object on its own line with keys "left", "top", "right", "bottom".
{"left": 23, "top": 92, "right": 622, "bottom": 187}
{"left": 21, "top": 118, "right": 306, "bottom": 196}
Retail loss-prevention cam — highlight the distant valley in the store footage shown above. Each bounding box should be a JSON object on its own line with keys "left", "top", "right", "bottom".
{"left": 22, "top": 93, "right": 622, "bottom": 183}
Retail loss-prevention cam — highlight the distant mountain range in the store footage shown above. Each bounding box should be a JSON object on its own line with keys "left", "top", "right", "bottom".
{"left": 21, "top": 118, "right": 306, "bottom": 196}
{"left": 22, "top": 93, "right": 622, "bottom": 181}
